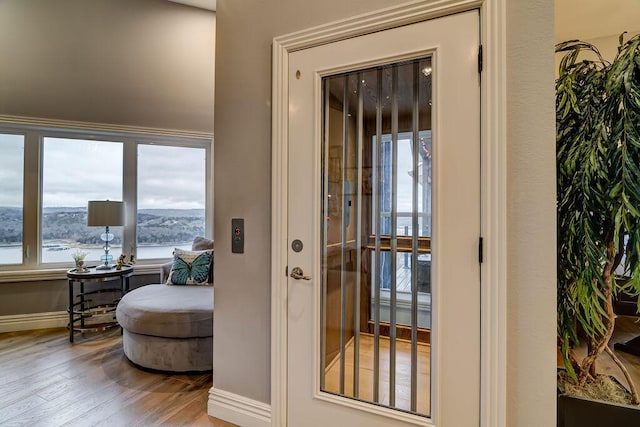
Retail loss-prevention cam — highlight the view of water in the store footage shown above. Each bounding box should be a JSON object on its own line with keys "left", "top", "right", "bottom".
{"left": 0, "top": 244, "right": 190, "bottom": 266}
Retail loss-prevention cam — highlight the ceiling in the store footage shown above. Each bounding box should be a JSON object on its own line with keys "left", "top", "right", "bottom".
{"left": 555, "top": 0, "right": 640, "bottom": 42}
{"left": 168, "top": 0, "right": 216, "bottom": 12}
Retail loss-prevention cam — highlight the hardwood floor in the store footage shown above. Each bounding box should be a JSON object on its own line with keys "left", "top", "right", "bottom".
{"left": 3, "top": 316, "right": 636, "bottom": 425}
{"left": 328, "top": 316, "right": 640, "bottom": 417}
{"left": 324, "top": 334, "right": 431, "bottom": 416}
{"left": 0, "top": 328, "right": 236, "bottom": 427}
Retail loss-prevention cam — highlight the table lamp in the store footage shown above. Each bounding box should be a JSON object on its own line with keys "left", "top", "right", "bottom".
{"left": 87, "top": 200, "right": 125, "bottom": 270}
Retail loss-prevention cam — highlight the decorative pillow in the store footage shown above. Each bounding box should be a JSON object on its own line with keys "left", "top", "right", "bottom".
{"left": 191, "top": 236, "right": 214, "bottom": 251}
{"left": 167, "top": 248, "right": 213, "bottom": 285}
{"left": 191, "top": 236, "right": 214, "bottom": 283}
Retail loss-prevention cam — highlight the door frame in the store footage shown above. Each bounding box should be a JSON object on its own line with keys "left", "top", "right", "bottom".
{"left": 271, "top": 1, "right": 507, "bottom": 426}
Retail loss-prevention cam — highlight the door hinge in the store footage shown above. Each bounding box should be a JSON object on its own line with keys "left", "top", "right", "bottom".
{"left": 478, "top": 44, "right": 483, "bottom": 74}
{"left": 479, "top": 237, "right": 484, "bottom": 264}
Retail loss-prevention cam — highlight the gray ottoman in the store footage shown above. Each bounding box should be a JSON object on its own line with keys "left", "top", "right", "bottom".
{"left": 116, "top": 284, "right": 213, "bottom": 372}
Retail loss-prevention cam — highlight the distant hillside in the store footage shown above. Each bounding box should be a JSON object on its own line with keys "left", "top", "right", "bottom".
{"left": 0, "top": 207, "right": 22, "bottom": 244}
{"left": 0, "top": 206, "right": 204, "bottom": 245}
{"left": 139, "top": 209, "right": 204, "bottom": 218}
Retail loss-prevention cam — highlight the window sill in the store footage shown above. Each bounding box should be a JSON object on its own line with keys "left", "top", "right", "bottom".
{"left": 0, "top": 263, "right": 163, "bottom": 283}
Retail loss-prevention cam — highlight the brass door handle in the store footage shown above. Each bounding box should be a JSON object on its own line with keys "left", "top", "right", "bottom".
{"left": 290, "top": 267, "right": 311, "bottom": 280}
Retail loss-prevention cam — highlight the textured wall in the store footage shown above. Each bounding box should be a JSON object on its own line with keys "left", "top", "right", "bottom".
{"left": 506, "top": 0, "right": 557, "bottom": 426}
{"left": 0, "top": 0, "right": 215, "bottom": 132}
{"left": 0, "top": 274, "right": 159, "bottom": 316}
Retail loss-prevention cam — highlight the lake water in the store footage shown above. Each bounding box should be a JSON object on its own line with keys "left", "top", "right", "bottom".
{"left": 0, "top": 244, "right": 191, "bottom": 266}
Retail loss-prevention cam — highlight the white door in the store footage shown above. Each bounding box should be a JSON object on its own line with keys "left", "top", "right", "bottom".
{"left": 287, "top": 10, "right": 480, "bottom": 426}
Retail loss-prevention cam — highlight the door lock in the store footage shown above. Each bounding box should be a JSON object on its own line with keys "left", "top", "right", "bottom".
{"left": 290, "top": 267, "right": 311, "bottom": 280}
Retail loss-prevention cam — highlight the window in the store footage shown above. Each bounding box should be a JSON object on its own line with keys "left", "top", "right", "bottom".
{"left": 137, "top": 145, "right": 206, "bottom": 260}
{"left": 375, "top": 131, "right": 432, "bottom": 292}
{"left": 0, "top": 122, "right": 211, "bottom": 273}
{"left": 42, "top": 137, "right": 123, "bottom": 263}
{"left": 373, "top": 131, "right": 432, "bottom": 328}
{"left": 0, "top": 133, "right": 25, "bottom": 266}
{"left": 376, "top": 131, "right": 432, "bottom": 239}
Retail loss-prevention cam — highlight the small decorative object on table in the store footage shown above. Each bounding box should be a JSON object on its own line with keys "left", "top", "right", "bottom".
{"left": 71, "top": 250, "right": 88, "bottom": 272}
{"left": 115, "top": 251, "right": 136, "bottom": 270}
{"left": 116, "top": 254, "right": 126, "bottom": 270}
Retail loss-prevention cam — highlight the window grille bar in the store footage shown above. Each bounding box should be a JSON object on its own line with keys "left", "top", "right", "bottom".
{"left": 353, "top": 72, "right": 364, "bottom": 399}
{"left": 389, "top": 65, "right": 399, "bottom": 408}
{"left": 320, "top": 78, "right": 330, "bottom": 390}
{"left": 410, "top": 61, "right": 420, "bottom": 413}
{"left": 339, "top": 75, "right": 349, "bottom": 395}
{"left": 373, "top": 68, "right": 383, "bottom": 403}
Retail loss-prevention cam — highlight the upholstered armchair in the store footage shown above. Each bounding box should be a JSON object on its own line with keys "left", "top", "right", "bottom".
{"left": 116, "top": 237, "right": 214, "bottom": 372}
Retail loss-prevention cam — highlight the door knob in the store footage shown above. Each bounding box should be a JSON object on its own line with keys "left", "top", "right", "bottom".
{"left": 290, "top": 267, "right": 311, "bottom": 280}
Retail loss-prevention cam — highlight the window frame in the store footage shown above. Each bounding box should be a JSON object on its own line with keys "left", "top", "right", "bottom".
{"left": 0, "top": 120, "right": 213, "bottom": 281}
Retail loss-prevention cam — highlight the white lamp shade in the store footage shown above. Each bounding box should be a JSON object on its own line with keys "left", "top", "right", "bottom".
{"left": 87, "top": 200, "right": 125, "bottom": 226}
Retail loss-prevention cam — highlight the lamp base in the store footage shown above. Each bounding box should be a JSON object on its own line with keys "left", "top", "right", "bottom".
{"left": 95, "top": 264, "right": 114, "bottom": 270}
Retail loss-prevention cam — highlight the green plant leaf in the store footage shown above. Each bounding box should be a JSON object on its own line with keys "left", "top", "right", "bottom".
{"left": 556, "top": 34, "right": 640, "bottom": 385}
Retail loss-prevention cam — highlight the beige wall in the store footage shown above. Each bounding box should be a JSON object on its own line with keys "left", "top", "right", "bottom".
{"left": 0, "top": 0, "right": 215, "bottom": 133}
{"left": 555, "top": 0, "right": 640, "bottom": 42}
{"left": 215, "top": 0, "right": 556, "bottom": 424}
{"left": 0, "top": 275, "right": 158, "bottom": 317}
{"left": 506, "top": 1, "right": 556, "bottom": 425}
{"left": 555, "top": 0, "right": 640, "bottom": 72}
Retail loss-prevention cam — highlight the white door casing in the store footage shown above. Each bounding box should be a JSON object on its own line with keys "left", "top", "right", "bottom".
{"left": 271, "top": 1, "right": 508, "bottom": 426}
{"left": 286, "top": 10, "right": 479, "bottom": 427}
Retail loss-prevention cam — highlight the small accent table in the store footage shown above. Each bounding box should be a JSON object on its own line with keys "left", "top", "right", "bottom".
{"left": 66, "top": 265, "right": 133, "bottom": 343}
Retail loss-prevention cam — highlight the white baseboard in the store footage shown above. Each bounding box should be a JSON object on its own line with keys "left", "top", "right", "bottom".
{"left": 0, "top": 311, "right": 68, "bottom": 333}
{"left": 208, "top": 387, "right": 271, "bottom": 427}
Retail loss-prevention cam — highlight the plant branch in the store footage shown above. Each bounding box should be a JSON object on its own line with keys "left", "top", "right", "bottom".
{"left": 579, "top": 241, "right": 617, "bottom": 384}
{"left": 604, "top": 345, "right": 640, "bottom": 405}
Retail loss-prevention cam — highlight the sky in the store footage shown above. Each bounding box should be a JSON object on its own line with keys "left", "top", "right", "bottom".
{"left": 0, "top": 135, "right": 206, "bottom": 209}
{"left": 0, "top": 134, "right": 23, "bottom": 206}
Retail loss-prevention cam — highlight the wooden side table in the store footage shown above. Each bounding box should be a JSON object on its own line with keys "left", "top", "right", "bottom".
{"left": 66, "top": 265, "right": 133, "bottom": 343}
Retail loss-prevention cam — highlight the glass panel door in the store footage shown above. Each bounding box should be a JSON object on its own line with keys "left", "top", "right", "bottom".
{"left": 320, "top": 57, "right": 433, "bottom": 417}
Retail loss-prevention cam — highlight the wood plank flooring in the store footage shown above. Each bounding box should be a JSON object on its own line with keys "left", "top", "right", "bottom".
{"left": 329, "top": 316, "right": 640, "bottom": 417}
{"left": 324, "top": 334, "right": 431, "bottom": 416}
{"left": 2, "top": 316, "right": 637, "bottom": 425}
{"left": 0, "top": 328, "right": 236, "bottom": 427}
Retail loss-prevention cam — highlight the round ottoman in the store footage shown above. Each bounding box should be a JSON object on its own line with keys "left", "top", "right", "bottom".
{"left": 116, "top": 284, "right": 213, "bottom": 372}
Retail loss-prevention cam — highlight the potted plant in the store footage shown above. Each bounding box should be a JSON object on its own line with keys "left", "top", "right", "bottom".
{"left": 71, "top": 249, "right": 88, "bottom": 272}
{"left": 556, "top": 33, "right": 640, "bottom": 425}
